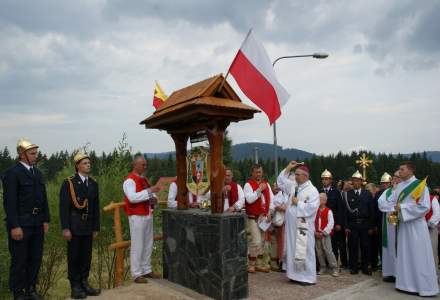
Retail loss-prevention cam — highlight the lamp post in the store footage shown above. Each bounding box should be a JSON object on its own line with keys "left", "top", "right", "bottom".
{"left": 272, "top": 52, "right": 328, "bottom": 177}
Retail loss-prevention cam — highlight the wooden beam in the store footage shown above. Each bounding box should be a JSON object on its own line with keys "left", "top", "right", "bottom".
{"left": 206, "top": 121, "right": 229, "bottom": 213}
{"left": 171, "top": 133, "right": 189, "bottom": 210}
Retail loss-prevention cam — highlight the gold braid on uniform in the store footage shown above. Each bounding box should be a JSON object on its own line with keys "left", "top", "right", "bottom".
{"left": 67, "top": 177, "right": 88, "bottom": 210}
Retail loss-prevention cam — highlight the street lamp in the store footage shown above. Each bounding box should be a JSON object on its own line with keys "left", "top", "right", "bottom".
{"left": 272, "top": 52, "right": 328, "bottom": 177}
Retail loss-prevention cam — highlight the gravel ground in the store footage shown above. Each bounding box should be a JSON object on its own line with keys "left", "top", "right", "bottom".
{"left": 72, "top": 269, "right": 373, "bottom": 300}
{"left": 248, "top": 269, "right": 371, "bottom": 300}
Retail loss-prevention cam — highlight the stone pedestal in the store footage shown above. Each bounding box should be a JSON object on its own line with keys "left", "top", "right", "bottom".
{"left": 162, "top": 209, "right": 248, "bottom": 300}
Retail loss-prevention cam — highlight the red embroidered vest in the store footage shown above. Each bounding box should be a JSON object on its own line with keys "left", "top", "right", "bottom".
{"left": 314, "top": 207, "right": 333, "bottom": 236}
{"left": 228, "top": 181, "right": 239, "bottom": 207}
{"left": 124, "top": 172, "right": 151, "bottom": 216}
{"left": 245, "top": 179, "right": 270, "bottom": 216}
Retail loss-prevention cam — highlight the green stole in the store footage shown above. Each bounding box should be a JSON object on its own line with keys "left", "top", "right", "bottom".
{"left": 395, "top": 178, "right": 421, "bottom": 254}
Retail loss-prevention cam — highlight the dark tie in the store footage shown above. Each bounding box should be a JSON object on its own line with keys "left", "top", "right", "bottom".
{"left": 356, "top": 190, "right": 360, "bottom": 196}
{"left": 30, "top": 167, "right": 35, "bottom": 175}
{"left": 84, "top": 178, "right": 88, "bottom": 187}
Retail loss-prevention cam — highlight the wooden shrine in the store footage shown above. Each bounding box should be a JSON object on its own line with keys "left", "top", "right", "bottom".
{"left": 140, "top": 74, "right": 259, "bottom": 213}
{"left": 140, "top": 74, "right": 259, "bottom": 300}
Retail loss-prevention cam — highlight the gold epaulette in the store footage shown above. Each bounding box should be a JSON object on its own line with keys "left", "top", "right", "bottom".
{"left": 67, "top": 176, "right": 88, "bottom": 210}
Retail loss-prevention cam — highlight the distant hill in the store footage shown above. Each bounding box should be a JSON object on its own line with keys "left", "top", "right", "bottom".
{"left": 425, "top": 151, "right": 440, "bottom": 162}
{"left": 145, "top": 144, "right": 440, "bottom": 163}
{"left": 231, "top": 142, "right": 314, "bottom": 161}
{"left": 145, "top": 142, "right": 314, "bottom": 161}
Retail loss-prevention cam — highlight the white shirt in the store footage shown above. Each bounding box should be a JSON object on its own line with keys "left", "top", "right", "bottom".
{"left": 223, "top": 183, "right": 245, "bottom": 212}
{"left": 122, "top": 173, "right": 154, "bottom": 204}
{"left": 78, "top": 172, "right": 88, "bottom": 184}
{"left": 167, "top": 182, "right": 178, "bottom": 209}
{"left": 428, "top": 196, "right": 440, "bottom": 228}
{"left": 20, "top": 161, "right": 32, "bottom": 171}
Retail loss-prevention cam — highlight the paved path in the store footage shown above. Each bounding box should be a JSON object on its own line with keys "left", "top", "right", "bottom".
{"left": 69, "top": 271, "right": 439, "bottom": 299}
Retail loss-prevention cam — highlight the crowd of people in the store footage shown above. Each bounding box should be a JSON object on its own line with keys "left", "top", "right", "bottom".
{"left": 168, "top": 159, "right": 440, "bottom": 297}
{"left": 2, "top": 137, "right": 440, "bottom": 299}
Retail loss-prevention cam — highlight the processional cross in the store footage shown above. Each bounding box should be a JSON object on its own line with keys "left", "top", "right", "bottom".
{"left": 356, "top": 153, "right": 373, "bottom": 182}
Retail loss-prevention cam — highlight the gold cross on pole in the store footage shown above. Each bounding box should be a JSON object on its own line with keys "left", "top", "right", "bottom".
{"left": 356, "top": 153, "right": 373, "bottom": 182}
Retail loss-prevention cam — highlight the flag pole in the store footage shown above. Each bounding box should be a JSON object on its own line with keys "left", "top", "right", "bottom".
{"left": 216, "top": 28, "right": 253, "bottom": 94}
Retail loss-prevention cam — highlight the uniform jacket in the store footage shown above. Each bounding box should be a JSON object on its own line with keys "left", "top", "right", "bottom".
{"left": 343, "top": 189, "right": 374, "bottom": 229}
{"left": 59, "top": 173, "right": 100, "bottom": 235}
{"left": 2, "top": 163, "right": 50, "bottom": 229}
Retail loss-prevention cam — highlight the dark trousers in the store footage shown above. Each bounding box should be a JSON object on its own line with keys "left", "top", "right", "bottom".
{"left": 370, "top": 233, "right": 382, "bottom": 269}
{"left": 7, "top": 225, "right": 44, "bottom": 293}
{"left": 331, "top": 229, "right": 348, "bottom": 267}
{"left": 348, "top": 224, "right": 370, "bottom": 271}
{"left": 68, "top": 234, "right": 93, "bottom": 284}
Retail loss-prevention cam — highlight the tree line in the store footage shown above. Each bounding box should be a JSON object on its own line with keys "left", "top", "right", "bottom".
{"left": 1, "top": 142, "right": 439, "bottom": 189}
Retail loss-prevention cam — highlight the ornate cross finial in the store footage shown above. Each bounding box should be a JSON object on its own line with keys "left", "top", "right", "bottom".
{"left": 356, "top": 153, "right": 373, "bottom": 182}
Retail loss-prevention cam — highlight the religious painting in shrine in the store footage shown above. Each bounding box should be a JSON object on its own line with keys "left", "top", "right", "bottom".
{"left": 186, "top": 146, "right": 210, "bottom": 196}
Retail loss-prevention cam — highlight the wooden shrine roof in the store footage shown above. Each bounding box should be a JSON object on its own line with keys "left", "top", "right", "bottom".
{"left": 140, "top": 74, "right": 259, "bottom": 132}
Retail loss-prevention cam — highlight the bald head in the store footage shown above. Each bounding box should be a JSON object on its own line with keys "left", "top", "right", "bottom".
{"left": 132, "top": 154, "right": 147, "bottom": 175}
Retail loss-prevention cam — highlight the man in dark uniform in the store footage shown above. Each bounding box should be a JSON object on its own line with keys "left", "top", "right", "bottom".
{"left": 2, "top": 138, "right": 50, "bottom": 300}
{"left": 343, "top": 171, "right": 375, "bottom": 275}
{"left": 59, "top": 151, "right": 100, "bottom": 299}
{"left": 320, "top": 169, "right": 347, "bottom": 269}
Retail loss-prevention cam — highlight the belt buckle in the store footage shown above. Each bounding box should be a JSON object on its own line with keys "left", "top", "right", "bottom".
{"left": 81, "top": 213, "right": 88, "bottom": 221}
{"left": 32, "top": 207, "right": 40, "bottom": 215}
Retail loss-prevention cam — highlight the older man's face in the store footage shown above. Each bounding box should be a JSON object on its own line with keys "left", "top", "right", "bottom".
{"left": 295, "top": 170, "right": 308, "bottom": 184}
{"left": 225, "top": 170, "right": 233, "bottom": 184}
{"left": 133, "top": 157, "right": 147, "bottom": 175}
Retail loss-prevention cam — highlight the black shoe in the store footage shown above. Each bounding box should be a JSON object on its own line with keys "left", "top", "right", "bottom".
{"left": 13, "top": 291, "right": 27, "bottom": 300}
{"left": 81, "top": 280, "right": 101, "bottom": 296}
{"left": 350, "top": 269, "right": 359, "bottom": 275}
{"left": 383, "top": 276, "right": 396, "bottom": 283}
{"left": 26, "top": 285, "right": 43, "bottom": 300}
{"left": 71, "top": 284, "right": 87, "bottom": 299}
{"left": 362, "top": 269, "right": 372, "bottom": 276}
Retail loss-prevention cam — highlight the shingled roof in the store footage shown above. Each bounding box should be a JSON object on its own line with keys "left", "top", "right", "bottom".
{"left": 140, "top": 74, "right": 259, "bottom": 133}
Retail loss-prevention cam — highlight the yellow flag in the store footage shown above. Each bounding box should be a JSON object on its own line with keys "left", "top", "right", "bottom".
{"left": 411, "top": 177, "right": 428, "bottom": 203}
{"left": 153, "top": 81, "right": 168, "bottom": 109}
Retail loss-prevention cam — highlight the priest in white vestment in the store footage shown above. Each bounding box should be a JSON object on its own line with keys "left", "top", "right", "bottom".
{"left": 380, "top": 161, "right": 438, "bottom": 296}
{"left": 277, "top": 161, "right": 320, "bottom": 285}
{"left": 378, "top": 171, "right": 401, "bottom": 282}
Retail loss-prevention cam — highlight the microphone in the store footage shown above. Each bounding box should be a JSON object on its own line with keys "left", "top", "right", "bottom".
{"left": 294, "top": 186, "right": 299, "bottom": 197}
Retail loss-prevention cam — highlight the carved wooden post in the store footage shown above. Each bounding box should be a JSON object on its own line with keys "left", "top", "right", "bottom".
{"left": 171, "top": 133, "right": 189, "bottom": 210}
{"left": 103, "top": 201, "right": 127, "bottom": 287}
{"left": 207, "top": 122, "right": 228, "bottom": 214}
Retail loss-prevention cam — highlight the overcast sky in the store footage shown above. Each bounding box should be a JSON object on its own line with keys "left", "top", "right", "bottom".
{"left": 0, "top": 0, "right": 439, "bottom": 156}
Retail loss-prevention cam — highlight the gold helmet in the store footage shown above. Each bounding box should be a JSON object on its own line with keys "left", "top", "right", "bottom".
{"left": 321, "top": 169, "right": 333, "bottom": 178}
{"left": 73, "top": 151, "right": 90, "bottom": 164}
{"left": 351, "top": 170, "right": 363, "bottom": 180}
{"left": 380, "top": 172, "right": 392, "bottom": 183}
{"left": 16, "top": 138, "right": 38, "bottom": 154}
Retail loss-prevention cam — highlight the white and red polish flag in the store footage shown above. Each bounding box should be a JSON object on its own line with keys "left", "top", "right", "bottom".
{"left": 228, "top": 30, "right": 290, "bottom": 124}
